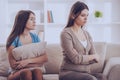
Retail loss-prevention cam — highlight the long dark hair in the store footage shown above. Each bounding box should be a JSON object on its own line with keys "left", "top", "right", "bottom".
{"left": 65, "top": 1, "right": 89, "bottom": 28}
{"left": 6, "top": 10, "right": 35, "bottom": 49}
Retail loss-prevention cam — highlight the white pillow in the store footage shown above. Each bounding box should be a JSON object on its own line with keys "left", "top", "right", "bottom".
{"left": 12, "top": 42, "right": 47, "bottom": 73}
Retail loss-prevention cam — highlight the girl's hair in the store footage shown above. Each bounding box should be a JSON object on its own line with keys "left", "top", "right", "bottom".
{"left": 65, "top": 1, "right": 89, "bottom": 28}
{"left": 6, "top": 10, "right": 35, "bottom": 49}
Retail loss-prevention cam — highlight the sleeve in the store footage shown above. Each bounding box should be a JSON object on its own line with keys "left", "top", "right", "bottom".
{"left": 61, "top": 31, "right": 88, "bottom": 65}
{"left": 86, "top": 31, "right": 96, "bottom": 55}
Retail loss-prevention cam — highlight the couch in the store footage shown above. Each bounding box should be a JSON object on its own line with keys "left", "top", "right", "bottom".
{"left": 0, "top": 42, "right": 120, "bottom": 80}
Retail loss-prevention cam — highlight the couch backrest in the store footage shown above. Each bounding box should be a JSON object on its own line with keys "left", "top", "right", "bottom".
{"left": 45, "top": 42, "right": 107, "bottom": 74}
{"left": 1, "top": 42, "right": 120, "bottom": 75}
{"left": 105, "top": 43, "right": 120, "bottom": 61}
{"left": 0, "top": 47, "right": 10, "bottom": 76}
{"left": 44, "top": 44, "right": 63, "bottom": 74}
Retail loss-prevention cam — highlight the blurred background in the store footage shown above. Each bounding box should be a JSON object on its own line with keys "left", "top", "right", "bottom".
{"left": 0, "top": 0, "right": 120, "bottom": 44}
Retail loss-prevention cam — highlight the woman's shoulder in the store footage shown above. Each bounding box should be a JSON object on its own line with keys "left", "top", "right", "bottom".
{"left": 61, "top": 27, "right": 73, "bottom": 39}
{"left": 62, "top": 27, "right": 72, "bottom": 34}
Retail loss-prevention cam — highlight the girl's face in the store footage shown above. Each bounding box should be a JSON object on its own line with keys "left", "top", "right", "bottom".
{"left": 74, "top": 9, "right": 88, "bottom": 26}
{"left": 26, "top": 13, "right": 36, "bottom": 30}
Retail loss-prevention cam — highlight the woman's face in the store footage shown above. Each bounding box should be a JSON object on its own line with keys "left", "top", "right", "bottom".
{"left": 26, "top": 13, "right": 36, "bottom": 30}
{"left": 74, "top": 9, "right": 88, "bottom": 26}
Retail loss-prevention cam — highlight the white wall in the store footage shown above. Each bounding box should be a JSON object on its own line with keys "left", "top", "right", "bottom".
{"left": 111, "top": 0, "right": 120, "bottom": 22}
{"left": 0, "top": 0, "right": 9, "bottom": 44}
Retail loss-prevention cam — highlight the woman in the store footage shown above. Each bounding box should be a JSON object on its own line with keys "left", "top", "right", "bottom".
{"left": 59, "top": 1, "right": 106, "bottom": 80}
{"left": 6, "top": 10, "right": 48, "bottom": 80}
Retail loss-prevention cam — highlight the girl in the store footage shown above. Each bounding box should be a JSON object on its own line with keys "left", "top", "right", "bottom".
{"left": 6, "top": 10, "right": 48, "bottom": 80}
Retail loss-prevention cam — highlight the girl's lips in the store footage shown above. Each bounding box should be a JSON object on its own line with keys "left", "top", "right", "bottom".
{"left": 84, "top": 21, "right": 87, "bottom": 23}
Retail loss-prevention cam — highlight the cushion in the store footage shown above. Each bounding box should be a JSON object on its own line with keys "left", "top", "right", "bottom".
{"left": 90, "top": 42, "right": 107, "bottom": 73}
{"left": 0, "top": 47, "right": 10, "bottom": 77}
{"left": 12, "top": 42, "right": 47, "bottom": 73}
{"left": 12, "top": 42, "right": 46, "bottom": 60}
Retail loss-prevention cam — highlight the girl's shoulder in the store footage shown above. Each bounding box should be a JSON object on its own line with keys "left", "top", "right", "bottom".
{"left": 30, "top": 32, "right": 37, "bottom": 37}
{"left": 11, "top": 36, "right": 21, "bottom": 47}
{"left": 30, "top": 32, "right": 40, "bottom": 42}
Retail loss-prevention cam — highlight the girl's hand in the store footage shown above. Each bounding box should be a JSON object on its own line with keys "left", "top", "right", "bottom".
{"left": 15, "top": 59, "right": 30, "bottom": 70}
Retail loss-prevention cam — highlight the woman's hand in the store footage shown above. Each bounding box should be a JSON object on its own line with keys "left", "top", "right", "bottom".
{"left": 93, "top": 54, "right": 99, "bottom": 62}
{"left": 89, "top": 54, "right": 99, "bottom": 63}
{"left": 15, "top": 59, "right": 30, "bottom": 70}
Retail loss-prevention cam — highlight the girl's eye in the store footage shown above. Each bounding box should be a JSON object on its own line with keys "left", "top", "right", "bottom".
{"left": 81, "top": 14, "right": 85, "bottom": 17}
{"left": 30, "top": 18, "right": 35, "bottom": 21}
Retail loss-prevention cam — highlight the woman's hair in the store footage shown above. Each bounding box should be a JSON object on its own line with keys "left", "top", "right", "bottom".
{"left": 6, "top": 10, "right": 35, "bottom": 49}
{"left": 65, "top": 1, "right": 89, "bottom": 28}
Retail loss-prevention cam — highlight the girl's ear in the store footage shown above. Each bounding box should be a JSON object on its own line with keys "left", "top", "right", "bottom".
{"left": 71, "top": 15, "right": 75, "bottom": 19}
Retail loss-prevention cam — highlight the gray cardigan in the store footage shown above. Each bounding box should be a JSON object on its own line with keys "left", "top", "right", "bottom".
{"left": 60, "top": 27, "right": 96, "bottom": 73}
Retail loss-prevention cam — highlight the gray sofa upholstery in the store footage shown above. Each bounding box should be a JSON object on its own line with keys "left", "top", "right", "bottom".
{"left": 0, "top": 42, "right": 120, "bottom": 80}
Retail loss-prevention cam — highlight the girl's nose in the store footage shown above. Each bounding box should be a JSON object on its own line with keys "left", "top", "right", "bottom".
{"left": 85, "top": 17, "right": 87, "bottom": 20}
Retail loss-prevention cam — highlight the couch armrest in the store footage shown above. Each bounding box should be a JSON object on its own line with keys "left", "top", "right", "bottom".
{"left": 103, "top": 57, "right": 120, "bottom": 77}
{"left": 107, "top": 64, "right": 120, "bottom": 80}
{"left": 0, "top": 76, "right": 7, "bottom": 80}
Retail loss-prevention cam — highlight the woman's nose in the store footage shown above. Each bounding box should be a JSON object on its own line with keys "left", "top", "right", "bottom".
{"left": 33, "top": 20, "right": 36, "bottom": 23}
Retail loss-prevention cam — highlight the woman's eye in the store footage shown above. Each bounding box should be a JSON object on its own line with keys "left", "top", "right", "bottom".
{"left": 81, "top": 14, "right": 85, "bottom": 17}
